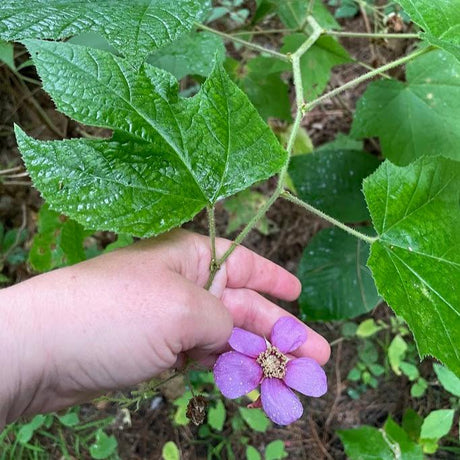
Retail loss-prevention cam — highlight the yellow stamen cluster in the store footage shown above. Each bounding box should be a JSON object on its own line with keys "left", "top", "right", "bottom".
{"left": 257, "top": 345, "right": 288, "bottom": 379}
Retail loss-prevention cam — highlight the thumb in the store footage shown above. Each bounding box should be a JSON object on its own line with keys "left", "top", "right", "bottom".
{"left": 175, "top": 276, "right": 233, "bottom": 361}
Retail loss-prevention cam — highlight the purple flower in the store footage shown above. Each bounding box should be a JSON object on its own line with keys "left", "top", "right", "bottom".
{"left": 213, "top": 317, "right": 327, "bottom": 425}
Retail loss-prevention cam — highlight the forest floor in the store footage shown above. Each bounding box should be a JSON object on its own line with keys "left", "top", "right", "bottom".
{"left": 0, "top": 3, "right": 456, "bottom": 459}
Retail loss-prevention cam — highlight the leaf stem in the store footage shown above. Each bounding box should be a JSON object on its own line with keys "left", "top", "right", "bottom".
{"left": 195, "top": 22, "right": 289, "bottom": 61}
{"left": 327, "top": 30, "right": 419, "bottom": 39}
{"left": 304, "top": 46, "right": 432, "bottom": 111}
{"left": 281, "top": 191, "right": 377, "bottom": 244}
{"left": 230, "top": 28, "right": 295, "bottom": 36}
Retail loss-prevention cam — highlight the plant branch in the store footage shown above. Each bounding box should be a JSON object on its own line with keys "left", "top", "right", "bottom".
{"left": 211, "top": 17, "right": 323, "bottom": 270}
{"left": 304, "top": 46, "right": 432, "bottom": 112}
{"left": 281, "top": 191, "right": 378, "bottom": 244}
{"left": 327, "top": 30, "right": 419, "bottom": 39}
{"left": 195, "top": 22, "right": 289, "bottom": 61}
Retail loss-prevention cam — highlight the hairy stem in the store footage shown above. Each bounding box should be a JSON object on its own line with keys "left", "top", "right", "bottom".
{"left": 212, "top": 17, "right": 323, "bottom": 270}
{"left": 205, "top": 204, "right": 219, "bottom": 290}
{"left": 196, "top": 23, "right": 289, "bottom": 61}
{"left": 304, "top": 46, "right": 432, "bottom": 112}
{"left": 281, "top": 191, "right": 377, "bottom": 244}
{"left": 327, "top": 30, "right": 419, "bottom": 39}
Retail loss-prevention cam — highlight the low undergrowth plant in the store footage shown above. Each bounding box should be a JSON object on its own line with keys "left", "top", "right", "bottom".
{"left": 1, "top": 0, "right": 459, "bottom": 456}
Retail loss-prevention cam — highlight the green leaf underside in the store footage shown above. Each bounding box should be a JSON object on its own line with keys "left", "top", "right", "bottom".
{"left": 147, "top": 31, "right": 226, "bottom": 80}
{"left": 395, "top": 0, "right": 460, "bottom": 61}
{"left": 364, "top": 157, "right": 460, "bottom": 376}
{"left": 277, "top": 0, "right": 339, "bottom": 30}
{"left": 351, "top": 50, "right": 460, "bottom": 165}
{"left": 280, "top": 34, "right": 351, "bottom": 99}
{"left": 17, "top": 40, "right": 286, "bottom": 237}
{"left": 0, "top": 0, "right": 210, "bottom": 65}
{"left": 289, "top": 149, "right": 380, "bottom": 222}
{"left": 298, "top": 227, "right": 379, "bottom": 321}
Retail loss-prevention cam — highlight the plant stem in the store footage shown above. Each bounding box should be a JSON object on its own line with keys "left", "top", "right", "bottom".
{"left": 327, "top": 30, "right": 419, "bottom": 39}
{"left": 0, "top": 166, "right": 23, "bottom": 175}
{"left": 231, "top": 28, "right": 294, "bottom": 36}
{"left": 213, "top": 17, "right": 323, "bottom": 270}
{"left": 205, "top": 204, "right": 219, "bottom": 290}
{"left": 281, "top": 191, "right": 377, "bottom": 244}
{"left": 195, "top": 22, "right": 289, "bottom": 61}
{"left": 304, "top": 46, "right": 432, "bottom": 112}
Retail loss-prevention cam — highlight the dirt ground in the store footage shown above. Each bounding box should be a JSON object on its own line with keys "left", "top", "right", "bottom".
{"left": 0, "top": 3, "right": 456, "bottom": 459}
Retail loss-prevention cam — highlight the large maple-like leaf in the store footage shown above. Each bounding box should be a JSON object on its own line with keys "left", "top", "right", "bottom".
{"left": 0, "top": 0, "right": 210, "bottom": 65}
{"left": 16, "top": 40, "right": 287, "bottom": 237}
{"left": 364, "top": 156, "right": 460, "bottom": 376}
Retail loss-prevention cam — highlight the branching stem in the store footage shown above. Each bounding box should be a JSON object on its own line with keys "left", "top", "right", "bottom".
{"left": 196, "top": 22, "right": 289, "bottom": 61}
{"left": 206, "top": 17, "right": 323, "bottom": 279}
{"left": 281, "top": 191, "right": 377, "bottom": 244}
{"left": 304, "top": 46, "right": 432, "bottom": 112}
{"left": 327, "top": 30, "right": 419, "bottom": 39}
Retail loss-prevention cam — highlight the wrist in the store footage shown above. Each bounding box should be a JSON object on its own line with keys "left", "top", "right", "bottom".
{"left": 0, "top": 281, "right": 54, "bottom": 426}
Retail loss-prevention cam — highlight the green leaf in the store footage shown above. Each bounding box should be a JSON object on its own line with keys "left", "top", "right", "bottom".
{"left": 280, "top": 35, "right": 351, "bottom": 98}
{"left": 289, "top": 150, "right": 380, "bottom": 222}
{"left": 276, "top": 0, "right": 339, "bottom": 30}
{"left": 226, "top": 56, "right": 292, "bottom": 121}
{"left": 402, "top": 409, "right": 423, "bottom": 442}
{"left": 17, "top": 40, "right": 286, "bottom": 237}
{"left": 246, "top": 445, "right": 262, "bottom": 460}
{"left": 363, "top": 157, "right": 460, "bottom": 376}
{"left": 239, "top": 408, "right": 270, "bottom": 433}
{"left": 359, "top": 340, "right": 379, "bottom": 365}
{"left": 57, "top": 412, "right": 80, "bottom": 427}
{"left": 356, "top": 319, "right": 382, "bottom": 338}
{"left": 207, "top": 399, "right": 226, "bottom": 432}
{"left": 347, "top": 367, "right": 361, "bottom": 381}
{"left": 316, "top": 133, "right": 363, "bottom": 152}
{"left": 411, "top": 377, "right": 428, "bottom": 398}
{"left": 352, "top": 50, "right": 460, "bottom": 165}
{"left": 265, "top": 440, "right": 288, "bottom": 460}
{"left": 162, "top": 441, "right": 180, "bottom": 460}
{"left": 388, "top": 335, "right": 407, "bottom": 375}
{"left": 384, "top": 417, "right": 424, "bottom": 460}
{"left": 0, "top": 0, "right": 211, "bottom": 65}
{"left": 104, "top": 234, "right": 134, "bottom": 253}
{"left": 224, "top": 190, "right": 274, "bottom": 236}
{"left": 147, "top": 31, "right": 225, "bottom": 80}
{"left": 89, "top": 430, "right": 118, "bottom": 459}
{"left": 17, "top": 415, "right": 46, "bottom": 445}
{"left": 29, "top": 204, "right": 86, "bottom": 272}
{"left": 399, "top": 361, "right": 420, "bottom": 381}
{"left": 338, "top": 426, "right": 394, "bottom": 460}
{"left": 433, "top": 363, "right": 460, "bottom": 396}
{"left": 394, "top": 0, "right": 460, "bottom": 61}
{"left": 298, "top": 227, "right": 379, "bottom": 321}
{"left": 0, "top": 39, "right": 15, "bottom": 70}
{"left": 420, "top": 409, "right": 455, "bottom": 440}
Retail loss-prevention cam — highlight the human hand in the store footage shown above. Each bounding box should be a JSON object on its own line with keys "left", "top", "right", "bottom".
{"left": 0, "top": 229, "right": 330, "bottom": 426}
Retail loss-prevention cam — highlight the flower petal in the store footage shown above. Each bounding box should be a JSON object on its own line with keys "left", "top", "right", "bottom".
{"left": 284, "top": 357, "right": 327, "bottom": 397}
{"left": 213, "top": 351, "right": 262, "bottom": 398}
{"left": 260, "top": 378, "right": 303, "bottom": 425}
{"left": 270, "top": 317, "right": 307, "bottom": 353}
{"left": 229, "top": 328, "right": 267, "bottom": 357}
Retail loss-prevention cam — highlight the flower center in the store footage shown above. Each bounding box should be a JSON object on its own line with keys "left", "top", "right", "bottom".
{"left": 257, "top": 345, "right": 287, "bottom": 379}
